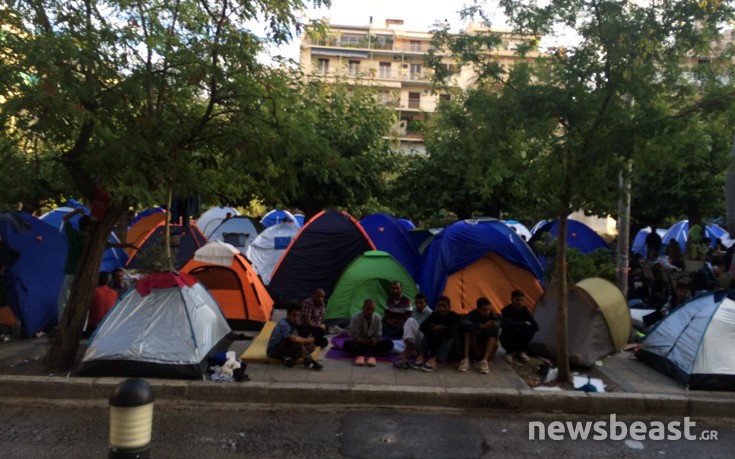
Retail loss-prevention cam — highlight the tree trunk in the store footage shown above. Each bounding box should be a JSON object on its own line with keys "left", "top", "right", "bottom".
{"left": 616, "top": 160, "right": 631, "bottom": 297}
{"left": 725, "top": 134, "right": 735, "bottom": 235}
{"left": 555, "top": 211, "right": 571, "bottom": 383}
{"left": 164, "top": 188, "right": 173, "bottom": 271}
{"left": 43, "top": 205, "right": 125, "bottom": 372}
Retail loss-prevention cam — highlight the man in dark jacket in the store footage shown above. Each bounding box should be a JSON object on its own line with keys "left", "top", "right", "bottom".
{"left": 500, "top": 290, "right": 539, "bottom": 364}
{"left": 414, "top": 296, "right": 460, "bottom": 372}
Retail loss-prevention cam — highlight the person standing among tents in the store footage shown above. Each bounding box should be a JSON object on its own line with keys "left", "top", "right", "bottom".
{"left": 298, "top": 288, "right": 329, "bottom": 348}
{"left": 0, "top": 235, "right": 20, "bottom": 312}
{"left": 382, "top": 280, "right": 413, "bottom": 339}
{"left": 57, "top": 208, "right": 92, "bottom": 323}
{"left": 345, "top": 299, "right": 394, "bottom": 366}
{"left": 109, "top": 268, "right": 130, "bottom": 300}
{"left": 393, "top": 293, "right": 432, "bottom": 369}
{"left": 266, "top": 303, "right": 323, "bottom": 370}
{"left": 87, "top": 272, "right": 117, "bottom": 336}
{"left": 458, "top": 297, "right": 500, "bottom": 374}
{"left": 500, "top": 290, "right": 539, "bottom": 364}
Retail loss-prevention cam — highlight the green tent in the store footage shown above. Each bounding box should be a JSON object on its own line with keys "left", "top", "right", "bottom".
{"left": 325, "top": 250, "right": 419, "bottom": 320}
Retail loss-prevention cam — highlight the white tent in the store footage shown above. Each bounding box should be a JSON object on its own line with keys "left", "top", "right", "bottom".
{"left": 245, "top": 222, "right": 300, "bottom": 285}
{"left": 77, "top": 272, "right": 231, "bottom": 379}
{"left": 196, "top": 206, "right": 241, "bottom": 239}
{"left": 207, "top": 215, "right": 261, "bottom": 253}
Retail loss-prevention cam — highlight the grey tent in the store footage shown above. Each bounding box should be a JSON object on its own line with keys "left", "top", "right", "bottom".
{"left": 636, "top": 291, "right": 735, "bottom": 390}
{"left": 530, "top": 278, "right": 631, "bottom": 367}
{"left": 76, "top": 272, "right": 231, "bottom": 379}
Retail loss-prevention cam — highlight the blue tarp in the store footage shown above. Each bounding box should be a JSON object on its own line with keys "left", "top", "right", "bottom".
{"left": 1, "top": 212, "right": 66, "bottom": 336}
{"left": 417, "top": 219, "right": 543, "bottom": 308}
{"left": 360, "top": 214, "right": 421, "bottom": 278}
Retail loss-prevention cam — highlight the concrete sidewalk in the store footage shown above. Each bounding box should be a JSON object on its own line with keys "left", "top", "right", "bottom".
{"left": 1, "top": 333, "right": 734, "bottom": 417}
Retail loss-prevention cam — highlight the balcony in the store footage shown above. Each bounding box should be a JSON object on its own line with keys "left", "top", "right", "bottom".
{"left": 305, "top": 37, "right": 440, "bottom": 54}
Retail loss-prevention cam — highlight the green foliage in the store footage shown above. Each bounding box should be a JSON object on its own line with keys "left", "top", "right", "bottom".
{"left": 419, "top": 0, "right": 735, "bottom": 228}
{"left": 0, "top": 0, "right": 330, "bottom": 210}
{"left": 533, "top": 236, "right": 616, "bottom": 284}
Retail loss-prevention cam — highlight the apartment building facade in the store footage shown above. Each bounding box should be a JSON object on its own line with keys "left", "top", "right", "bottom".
{"left": 299, "top": 18, "right": 536, "bottom": 154}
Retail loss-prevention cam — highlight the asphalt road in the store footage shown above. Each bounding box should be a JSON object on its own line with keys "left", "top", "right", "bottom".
{"left": 1, "top": 399, "right": 734, "bottom": 458}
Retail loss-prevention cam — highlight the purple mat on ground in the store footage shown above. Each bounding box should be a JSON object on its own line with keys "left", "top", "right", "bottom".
{"left": 325, "top": 333, "right": 401, "bottom": 363}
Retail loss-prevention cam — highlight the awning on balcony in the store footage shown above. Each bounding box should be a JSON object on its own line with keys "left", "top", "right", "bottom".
{"left": 311, "top": 48, "right": 369, "bottom": 59}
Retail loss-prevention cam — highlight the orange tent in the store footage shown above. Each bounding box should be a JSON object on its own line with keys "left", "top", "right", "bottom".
{"left": 443, "top": 252, "right": 543, "bottom": 315}
{"left": 182, "top": 249, "right": 273, "bottom": 330}
{"left": 126, "top": 210, "right": 167, "bottom": 256}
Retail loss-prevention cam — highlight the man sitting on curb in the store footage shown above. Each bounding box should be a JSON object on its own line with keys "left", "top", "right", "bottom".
{"left": 266, "top": 303, "right": 323, "bottom": 370}
{"left": 393, "top": 293, "right": 432, "bottom": 370}
{"left": 458, "top": 297, "right": 500, "bottom": 374}
{"left": 344, "top": 299, "right": 394, "bottom": 367}
{"left": 414, "top": 296, "right": 461, "bottom": 372}
{"left": 500, "top": 290, "right": 538, "bottom": 364}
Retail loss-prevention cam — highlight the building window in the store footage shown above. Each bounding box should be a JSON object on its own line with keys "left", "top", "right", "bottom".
{"left": 408, "top": 92, "right": 421, "bottom": 109}
{"left": 348, "top": 60, "right": 360, "bottom": 76}
{"left": 410, "top": 40, "right": 422, "bottom": 52}
{"left": 317, "top": 58, "right": 329, "bottom": 74}
{"left": 410, "top": 64, "right": 422, "bottom": 80}
{"left": 381, "top": 91, "right": 393, "bottom": 106}
{"left": 340, "top": 35, "right": 360, "bottom": 47}
{"left": 379, "top": 62, "right": 391, "bottom": 78}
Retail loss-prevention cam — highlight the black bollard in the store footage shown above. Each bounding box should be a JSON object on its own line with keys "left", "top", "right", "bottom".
{"left": 108, "top": 379, "right": 155, "bottom": 459}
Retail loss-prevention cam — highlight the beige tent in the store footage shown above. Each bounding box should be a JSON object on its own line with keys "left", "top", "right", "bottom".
{"left": 530, "top": 278, "right": 631, "bottom": 367}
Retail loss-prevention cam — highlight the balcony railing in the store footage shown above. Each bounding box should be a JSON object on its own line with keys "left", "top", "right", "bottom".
{"left": 407, "top": 99, "right": 421, "bottom": 109}
{"left": 305, "top": 37, "right": 439, "bottom": 53}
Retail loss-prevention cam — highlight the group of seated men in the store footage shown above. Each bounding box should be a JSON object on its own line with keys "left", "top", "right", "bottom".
{"left": 266, "top": 281, "right": 539, "bottom": 373}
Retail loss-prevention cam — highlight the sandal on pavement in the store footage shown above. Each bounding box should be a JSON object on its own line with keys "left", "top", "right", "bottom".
{"left": 354, "top": 356, "right": 365, "bottom": 366}
{"left": 457, "top": 358, "right": 470, "bottom": 372}
{"left": 366, "top": 357, "right": 377, "bottom": 367}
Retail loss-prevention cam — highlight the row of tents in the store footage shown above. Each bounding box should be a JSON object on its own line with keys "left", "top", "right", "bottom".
{"left": 2, "top": 206, "right": 734, "bottom": 389}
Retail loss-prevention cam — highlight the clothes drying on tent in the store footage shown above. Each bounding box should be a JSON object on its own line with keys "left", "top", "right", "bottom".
{"left": 76, "top": 272, "right": 230, "bottom": 379}
{"left": 528, "top": 219, "right": 611, "bottom": 270}
{"left": 126, "top": 208, "right": 167, "bottom": 256}
{"left": 636, "top": 291, "right": 735, "bottom": 391}
{"left": 267, "top": 210, "right": 375, "bottom": 307}
{"left": 261, "top": 209, "right": 299, "bottom": 228}
{"left": 195, "top": 206, "right": 241, "bottom": 239}
{"left": 245, "top": 222, "right": 300, "bottom": 285}
{"left": 169, "top": 196, "right": 200, "bottom": 227}
{"left": 0, "top": 212, "right": 66, "bottom": 337}
{"left": 206, "top": 216, "right": 263, "bottom": 254}
{"left": 40, "top": 206, "right": 128, "bottom": 272}
{"left": 325, "top": 250, "right": 418, "bottom": 320}
{"left": 418, "top": 219, "right": 543, "bottom": 312}
{"left": 182, "top": 241, "right": 273, "bottom": 330}
{"left": 359, "top": 214, "right": 421, "bottom": 278}
{"left": 530, "top": 278, "right": 631, "bottom": 367}
{"left": 126, "top": 223, "right": 207, "bottom": 270}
